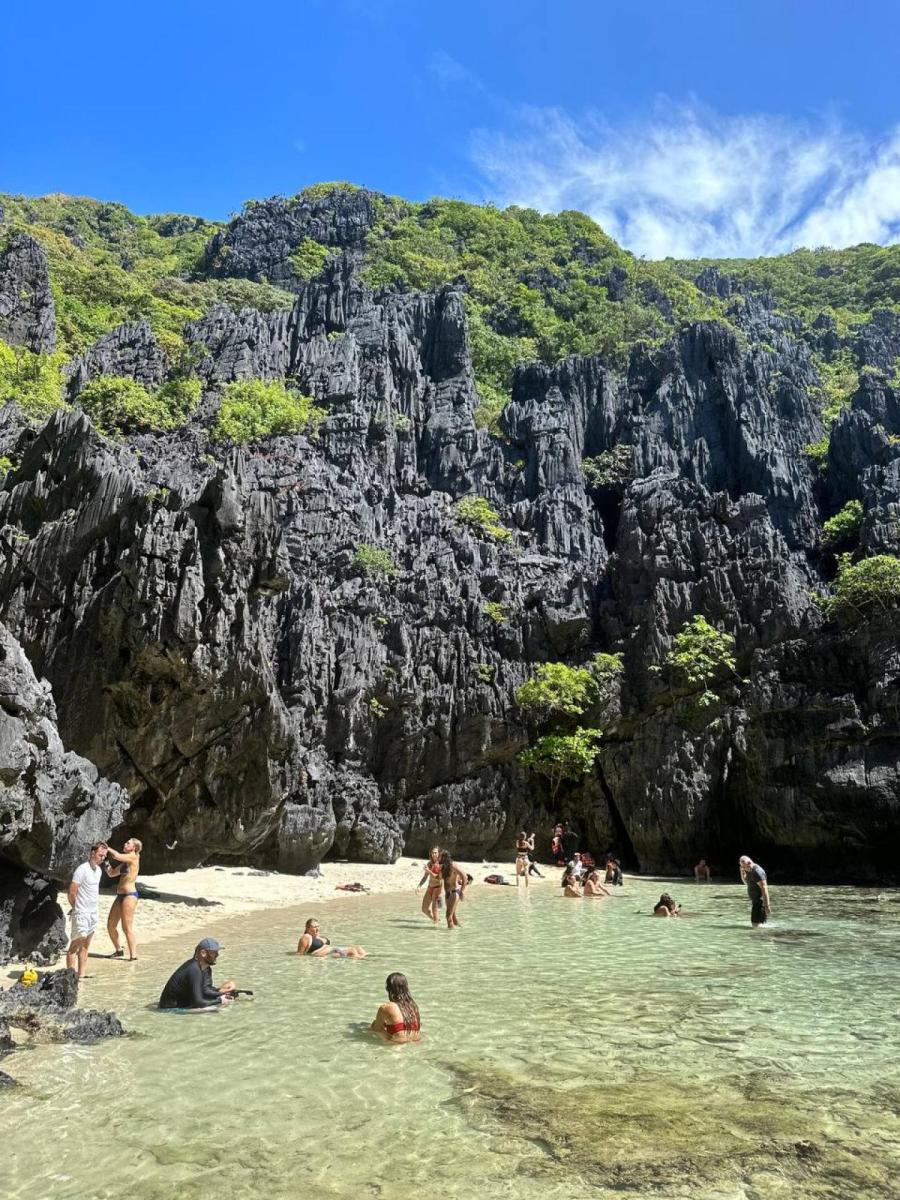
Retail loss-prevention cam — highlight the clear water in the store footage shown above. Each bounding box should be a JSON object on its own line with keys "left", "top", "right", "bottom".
{"left": 5, "top": 880, "right": 900, "bottom": 1200}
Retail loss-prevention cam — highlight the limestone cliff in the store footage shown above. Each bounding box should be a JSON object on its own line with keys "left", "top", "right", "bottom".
{"left": 0, "top": 187, "right": 897, "bottom": 938}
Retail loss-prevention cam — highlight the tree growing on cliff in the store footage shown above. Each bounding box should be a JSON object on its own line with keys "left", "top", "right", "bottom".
{"left": 518, "top": 728, "right": 603, "bottom": 804}
{"left": 822, "top": 554, "right": 900, "bottom": 620}
{"left": 664, "top": 615, "right": 736, "bottom": 707}
{"left": 515, "top": 662, "right": 597, "bottom": 725}
{"left": 212, "top": 379, "right": 325, "bottom": 443}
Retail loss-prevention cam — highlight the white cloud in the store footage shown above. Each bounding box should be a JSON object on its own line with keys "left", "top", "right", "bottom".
{"left": 470, "top": 104, "right": 900, "bottom": 258}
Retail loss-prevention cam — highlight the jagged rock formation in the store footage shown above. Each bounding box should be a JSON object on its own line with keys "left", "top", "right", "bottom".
{"left": 0, "top": 620, "right": 128, "bottom": 960}
{"left": 0, "top": 233, "right": 56, "bottom": 353}
{"left": 0, "top": 187, "right": 898, "bottom": 898}
{"left": 0, "top": 968, "right": 125, "bottom": 1087}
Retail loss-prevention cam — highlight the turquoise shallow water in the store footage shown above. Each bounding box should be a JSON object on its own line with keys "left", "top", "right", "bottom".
{"left": 4, "top": 879, "right": 900, "bottom": 1200}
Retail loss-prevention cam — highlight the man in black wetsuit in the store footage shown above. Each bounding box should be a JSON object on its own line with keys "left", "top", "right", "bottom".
{"left": 739, "top": 856, "right": 772, "bottom": 927}
{"left": 158, "top": 938, "right": 237, "bottom": 1009}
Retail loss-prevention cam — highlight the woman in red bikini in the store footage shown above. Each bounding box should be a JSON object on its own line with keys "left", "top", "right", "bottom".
{"left": 416, "top": 846, "right": 443, "bottom": 923}
{"left": 370, "top": 973, "right": 421, "bottom": 1043}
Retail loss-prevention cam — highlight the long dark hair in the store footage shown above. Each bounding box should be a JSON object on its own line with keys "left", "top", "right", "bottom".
{"left": 386, "top": 972, "right": 420, "bottom": 1030}
{"left": 439, "top": 849, "right": 454, "bottom": 882}
{"left": 657, "top": 894, "right": 675, "bottom": 911}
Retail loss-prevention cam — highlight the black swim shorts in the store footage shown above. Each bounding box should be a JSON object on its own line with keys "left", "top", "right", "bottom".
{"left": 751, "top": 898, "right": 767, "bottom": 925}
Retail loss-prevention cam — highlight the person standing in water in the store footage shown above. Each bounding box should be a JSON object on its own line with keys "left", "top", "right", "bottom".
{"left": 65, "top": 841, "right": 108, "bottom": 979}
{"left": 370, "top": 972, "right": 421, "bottom": 1043}
{"left": 694, "top": 858, "right": 711, "bottom": 882}
{"left": 515, "top": 832, "right": 534, "bottom": 887}
{"left": 739, "top": 855, "right": 771, "bottom": 926}
{"left": 105, "top": 837, "right": 142, "bottom": 960}
{"left": 417, "top": 847, "right": 443, "bottom": 922}
{"left": 440, "top": 850, "right": 467, "bottom": 928}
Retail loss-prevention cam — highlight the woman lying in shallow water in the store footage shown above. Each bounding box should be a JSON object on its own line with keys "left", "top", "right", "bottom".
{"left": 370, "top": 972, "right": 421, "bottom": 1043}
{"left": 653, "top": 894, "right": 681, "bottom": 917}
{"left": 297, "top": 918, "right": 368, "bottom": 957}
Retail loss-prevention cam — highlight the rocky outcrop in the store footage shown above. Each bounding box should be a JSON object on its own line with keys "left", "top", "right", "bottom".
{"left": 0, "top": 233, "right": 57, "bottom": 353}
{"left": 65, "top": 320, "right": 168, "bottom": 398}
{"left": 0, "top": 968, "right": 125, "bottom": 1087}
{"left": 0, "top": 620, "right": 128, "bottom": 960}
{"left": 0, "top": 193, "right": 898, "bottom": 887}
{"left": 201, "top": 188, "right": 379, "bottom": 288}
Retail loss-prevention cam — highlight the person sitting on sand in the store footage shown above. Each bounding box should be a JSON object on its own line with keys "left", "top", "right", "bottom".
{"left": 417, "top": 846, "right": 443, "bottom": 922}
{"left": 158, "top": 938, "right": 237, "bottom": 1010}
{"left": 584, "top": 869, "right": 611, "bottom": 898}
{"left": 105, "top": 837, "right": 142, "bottom": 961}
{"left": 694, "top": 858, "right": 711, "bottom": 882}
{"left": 440, "top": 851, "right": 468, "bottom": 928}
{"left": 653, "top": 893, "right": 680, "bottom": 918}
{"left": 561, "top": 868, "right": 582, "bottom": 898}
{"left": 297, "top": 918, "right": 367, "bottom": 957}
{"left": 370, "top": 972, "right": 421, "bottom": 1043}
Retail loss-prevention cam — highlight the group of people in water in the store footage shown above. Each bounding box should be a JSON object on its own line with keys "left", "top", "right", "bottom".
{"left": 62, "top": 827, "right": 772, "bottom": 1047}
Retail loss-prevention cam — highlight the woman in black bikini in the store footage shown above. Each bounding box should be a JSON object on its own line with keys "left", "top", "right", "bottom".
{"left": 105, "top": 837, "right": 142, "bottom": 961}
{"left": 417, "top": 846, "right": 443, "bottom": 922}
{"left": 297, "top": 918, "right": 368, "bottom": 957}
{"left": 370, "top": 973, "right": 421, "bottom": 1043}
{"left": 515, "top": 832, "right": 534, "bottom": 887}
{"left": 439, "top": 850, "right": 467, "bottom": 929}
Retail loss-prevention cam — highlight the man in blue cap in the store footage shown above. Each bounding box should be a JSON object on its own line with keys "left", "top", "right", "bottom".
{"left": 158, "top": 938, "right": 238, "bottom": 1010}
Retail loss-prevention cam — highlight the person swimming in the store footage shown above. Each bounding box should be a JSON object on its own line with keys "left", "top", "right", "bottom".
{"left": 370, "top": 972, "right": 421, "bottom": 1043}
{"left": 296, "top": 918, "right": 368, "bottom": 957}
{"left": 417, "top": 846, "right": 443, "bottom": 922}
{"left": 653, "top": 893, "right": 680, "bottom": 918}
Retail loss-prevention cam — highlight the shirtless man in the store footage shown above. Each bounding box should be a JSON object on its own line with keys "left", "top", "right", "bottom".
{"left": 694, "top": 858, "right": 711, "bottom": 882}
{"left": 106, "top": 838, "right": 142, "bottom": 960}
{"left": 66, "top": 842, "right": 108, "bottom": 979}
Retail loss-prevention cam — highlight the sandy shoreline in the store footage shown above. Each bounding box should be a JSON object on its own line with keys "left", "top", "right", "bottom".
{"left": 90, "top": 855, "right": 554, "bottom": 951}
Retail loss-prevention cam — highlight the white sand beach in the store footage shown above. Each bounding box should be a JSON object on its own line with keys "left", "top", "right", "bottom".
{"left": 95, "top": 856, "right": 552, "bottom": 949}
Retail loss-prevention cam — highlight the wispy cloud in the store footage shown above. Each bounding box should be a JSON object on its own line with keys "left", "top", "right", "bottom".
{"left": 470, "top": 103, "right": 900, "bottom": 257}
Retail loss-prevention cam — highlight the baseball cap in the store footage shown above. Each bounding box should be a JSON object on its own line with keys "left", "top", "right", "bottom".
{"left": 196, "top": 937, "right": 223, "bottom": 952}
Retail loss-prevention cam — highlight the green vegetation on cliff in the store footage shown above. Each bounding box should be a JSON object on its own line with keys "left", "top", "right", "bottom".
{"left": 211, "top": 379, "right": 324, "bottom": 443}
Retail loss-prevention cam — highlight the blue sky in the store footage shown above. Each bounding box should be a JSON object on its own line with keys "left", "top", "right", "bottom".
{"left": 2, "top": 0, "right": 899, "bottom": 257}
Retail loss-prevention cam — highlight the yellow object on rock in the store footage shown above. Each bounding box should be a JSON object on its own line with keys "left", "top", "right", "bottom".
{"left": 18, "top": 967, "right": 38, "bottom": 987}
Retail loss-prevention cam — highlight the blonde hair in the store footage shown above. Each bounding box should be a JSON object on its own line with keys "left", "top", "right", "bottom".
{"left": 130, "top": 838, "right": 143, "bottom": 853}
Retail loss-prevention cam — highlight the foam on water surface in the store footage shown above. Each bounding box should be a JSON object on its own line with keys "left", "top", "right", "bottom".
{"left": 5, "top": 880, "right": 900, "bottom": 1199}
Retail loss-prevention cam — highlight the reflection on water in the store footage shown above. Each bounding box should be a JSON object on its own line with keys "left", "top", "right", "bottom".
{"left": 5, "top": 882, "right": 900, "bottom": 1199}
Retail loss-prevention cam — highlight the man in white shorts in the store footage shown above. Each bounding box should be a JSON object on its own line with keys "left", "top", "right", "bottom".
{"left": 66, "top": 842, "right": 108, "bottom": 979}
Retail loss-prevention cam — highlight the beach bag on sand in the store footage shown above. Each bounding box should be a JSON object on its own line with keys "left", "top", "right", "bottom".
{"left": 484, "top": 874, "right": 510, "bottom": 885}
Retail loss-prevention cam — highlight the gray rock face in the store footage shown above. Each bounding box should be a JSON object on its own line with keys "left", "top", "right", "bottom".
{"left": 0, "top": 212, "right": 897, "bottom": 887}
{"left": 0, "top": 233, "right": 57, "bottom": 353}
{"left": 0, "top": 968, "right": 125, "bottom": 1086}
{"left": 0, "top": 620, "right": 128, "bottom": 961}
{"left": 65, "top": 320, "right": 168, "bottom": 398}
{"left": 202, "top": 188, "right": 379, "bottom": 289}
